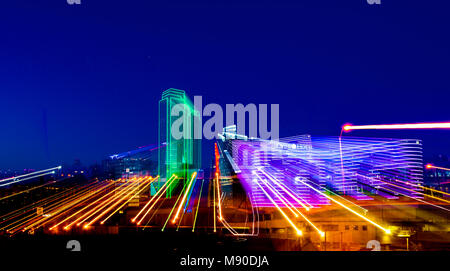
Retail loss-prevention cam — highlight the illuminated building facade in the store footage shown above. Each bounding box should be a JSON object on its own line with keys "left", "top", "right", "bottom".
{"left": 158, "top": 88, "right": 201, "bottom": 196}
{"left": 217, "top": 131, "right": 424, "bottom": 208}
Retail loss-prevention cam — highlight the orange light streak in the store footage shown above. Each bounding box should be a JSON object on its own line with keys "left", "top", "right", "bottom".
{"left": 254, "top": 179, "right": 302, "bottom": 236}
{"left": 172, "top": 172, "right": 197, "bottom": 224}
{"left": 49, "top": 180, "right": 124, "bottom": 230}
{"left": 255, "top": 172, "right": 324, "bottom": 237}
{"left": 0, "top": 181, "right": 98, "bottom": 225}
{"left": 392, "top": 178, "right": 450, "bottom": 196}
{"left": 73, "top": 178, "right": 143, "bottom": 228}
{"left": 84, "top": 177, "right": 153, "bottom": 227}
{"left": 22, "top": 181, "right": 112, "bottom": 231}
{"left": 132, "top": 174, "right": 176, "bottom": 223}
{"left": 295, "top": 177, "right": 391, "bottom": 234}
{"left": 375, "top": 178, "right": 450, "bottom": 204}
{"left": 136, "top": 177, "right": 176, "bottom": 225}
{"left": 0, "top": 180, "right": 56, "bottom": 202}
{"left": 100, "top": 176, "right": 157, "bottom": 224}
{"left": 3, "top": 181, "right": 104, "bottom": 233}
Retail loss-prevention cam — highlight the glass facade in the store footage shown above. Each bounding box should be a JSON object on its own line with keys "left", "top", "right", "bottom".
{"left": 158, "top": 88, "right": 201, "bottom": 197}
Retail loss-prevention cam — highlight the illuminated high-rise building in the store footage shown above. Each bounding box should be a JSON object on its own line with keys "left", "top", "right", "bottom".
{"left": 157, "top": 88, "right": 201, "bottom": 196}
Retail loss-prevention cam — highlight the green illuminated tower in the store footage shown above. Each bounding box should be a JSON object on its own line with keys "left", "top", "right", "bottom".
{"left": 157, "top": 88, "right": 201, "bottom": 197}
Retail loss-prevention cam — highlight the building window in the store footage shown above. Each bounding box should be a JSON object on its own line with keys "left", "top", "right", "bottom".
{"left": 362, "top": 225, "right": 367, "bottom": 231}
{"left": 345, "top": 225, "right": 350, "bottom": 230}
{"left": 353, "top": 225, "right": 359, "bottom": 231}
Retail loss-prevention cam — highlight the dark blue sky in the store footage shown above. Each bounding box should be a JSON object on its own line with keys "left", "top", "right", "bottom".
{"left": 1, "top": 0, "right": 449, "bottom": 169}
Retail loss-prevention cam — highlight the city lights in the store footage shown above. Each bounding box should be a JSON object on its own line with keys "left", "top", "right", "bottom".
{"left": 1, "top": 88, "right": 449, "bottom": 252}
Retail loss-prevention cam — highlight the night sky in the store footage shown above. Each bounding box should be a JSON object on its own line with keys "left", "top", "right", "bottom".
{"left": 1, "top": 0, "right": 449, "bottom": 170}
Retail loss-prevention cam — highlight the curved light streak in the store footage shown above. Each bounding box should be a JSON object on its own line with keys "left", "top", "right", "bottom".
{"left": 295, "top": 176, "right": 391, "bottom": 234}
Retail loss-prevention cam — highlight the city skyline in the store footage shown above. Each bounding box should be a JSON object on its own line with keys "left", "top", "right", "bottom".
{"left": 1, "top": 0, "right": 450, "bottom": 170}
{"left": 1, "top": 1, "right": 449, "bottom": 256}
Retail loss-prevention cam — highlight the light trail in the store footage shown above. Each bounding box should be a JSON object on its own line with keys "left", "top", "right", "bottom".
{"left": 214, "top": 142, "right": 220, "bottom": 231}
{"left": 216, "top": 173, "right": 223, "bottom": 221}
{"left": 426, "top": 164, "right": 450, "bottom": 171}
{"left": 136, "top": 178, "right": 176, "bottom": 225}
{"left": 133, "top": 175, "right": 177, "bottom": 224}
{"left": 100, "top": 176, "right": 158, "bottom": 224}
{"left": 0, "top": 171, "right": 56, "bottom": 187}
{"left": 0, "top": 166, "right": 61, "bottom": 183}
{"left": 376, "top": 178, "right": 450, "bottom": 204}
{"left": 142, "top": 183, "right": 172, "bottom": 227}
{"left": 77, "top": 178, "right": 144, "bottom": 228}
{"left": 0, "top": 181, "right": 99, "bottom": 227}
{"left": 0, "top": 176, "right": 73, "bottom": 204}
{"left": 357, "top": 175, "right": 450, "bottom": 212}
{"left": 295, "top": 176, "right": 392, "bottom": 234}
{"left": 254, "top": 178, "right": 302, "bottom": 236}
{"left": 258, "top": 169, "right": 311, "bottom": 210}
{"left": 22, "top": 181, "right": 111, "bottom": 232}
{"left": 377, "top": 185, "right": 450, "bottom": 212}
{"left": 49, "top": 181, "right": 119, "bottom": 230}
{"left": 2, "top": 181, "right": 104, "bottom": 233}
{"left": 162, "top": 179, "right": 189, "bottom": 231}
{"left": 132, "top": 174, "right": 176, "bottom": 223}
{"left": 220, "top": 192, "right": 259, "bottom": 236}
{"left": 9, "top": 181, "right": 105, "bottom": 234}
{"left": 69, "top": 178, "right": 140, "bottom": 228}
{"left": 356, "top": 172, "right": 450, "bottom": 204}
{"left": 386, "top": 177, "right": 450, "bottom": 196}
{"left": 143, "top": 195, "right": 167, "bottom": 227}
{"left": 40, "top": 181, "right": 114, "bottom": 229}
{"left": 48, "top": 180, "right": 119, "bottom": 230}
{"left": 340, "top": 122, "right": 447, "bottom": 200}
{"left": 85, "top": 177, "right": 153, "bottom": 227}
{"left": 338, "top": 134, "right": 346, "bottom": 194}
{"left": 213, "top": 175, "right": 216, "bottom": 233}
{"left": 192, "top": 179, "right": 204, "bottom": 232}
{"left": 172, "top": 172, "right": 197, "bottom": 223}
{"left": 176, "top": 174, "right": 197, "bottom": 231}
{"left": 0, "top": 180, "right": 57, "bottom": 202}
{"left": 255, "top": 173, "right": 299, "bottom": 218}
{"left": 136, "top": 184, "right": 170, "bottom": 225}
{"left": 343, "top": 122, "right": 450, "bottom": 132}
{"left": 302, "top": 177, "right": 369, "bottom": 214}
{"left": 255, "top": 172, "right": 324, "bottom": 237}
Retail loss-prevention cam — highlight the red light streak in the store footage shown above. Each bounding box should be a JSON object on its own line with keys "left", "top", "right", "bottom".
{"left": 343, "top": 122, "right": 450, "bottom": 132}
{"left": 426, "top": 164, "right": 450, "bottom": 171}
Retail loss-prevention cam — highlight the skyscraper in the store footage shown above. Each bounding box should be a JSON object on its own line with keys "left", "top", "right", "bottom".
{"left": 157, "top": 88, "right": 201, "bottom": 196}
